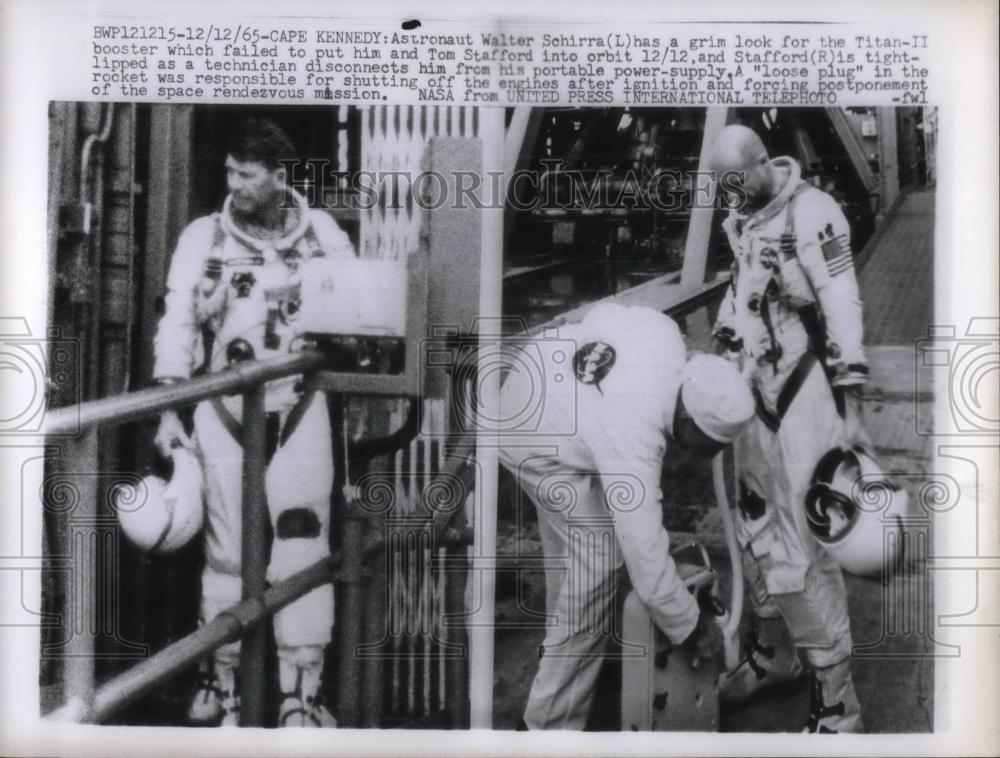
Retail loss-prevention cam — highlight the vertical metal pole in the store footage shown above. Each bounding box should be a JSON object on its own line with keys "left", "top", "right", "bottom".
{"left": 331, "top": 392, "right": 363, "bottom": 727}
{"left": 680, "top": 107, "right": 729, "bottom": 291}
{"left": 406, "top": 530, "right": 416, "bottom": 715}
{"left": 876, "top": 107, "right": 900, "bottom": 208}
{"left": 46, "top": 103, "right": 69, "bottom": 338}
{"left": 141, "top": 106, "right": 193, "bottom": 385}
{"left": 239, "top": 387, "right": 268, "bottom": 727}
{"left": 143, "top": 106, "right": 194, "bottom": 647}
{"left": 445, "top": 542, "right": 470, "bottom": 728}
{"left": 469, "top": 107, "right": 505, "bottom": 729}
{"left": 337, "top": 504, "right": 365, "bottom": 727}
{"left": 422, "top": 538, "right": 431, "bottom": 717}
{"left": 361, "top": 512, "right": 386, "bottom": 727}
{"left": 63, "top": 429, "right": 99, "bottom": 715}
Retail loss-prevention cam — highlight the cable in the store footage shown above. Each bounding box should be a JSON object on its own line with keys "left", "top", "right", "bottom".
{"left": 712, "top": 449, "right": 744, "bottom": 671}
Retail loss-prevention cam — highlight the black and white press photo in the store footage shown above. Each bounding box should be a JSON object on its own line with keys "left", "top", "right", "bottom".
{"left": 1, "top": 3, "right": 997, "bottom": 756}
{"left": 36, "top": 101, "right": 940, "bottom": 735}
{"left": 40, "top": 102, "right": 482, "bottom": 728}
{"left": 493, "top": 105, "right": 938, "bottom": 733}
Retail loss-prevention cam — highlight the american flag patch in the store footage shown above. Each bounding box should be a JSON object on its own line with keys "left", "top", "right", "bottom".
{"left": 821, "top": 233, "right": 853, "bottom": 276}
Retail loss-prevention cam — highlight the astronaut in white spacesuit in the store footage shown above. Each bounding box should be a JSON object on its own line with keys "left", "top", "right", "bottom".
{"left": 709, "top": 124, "right": 869, "bottom": 732}
{"left": 153, "top": 118, "right": 355, "bottom": 727}
{"left": 499, "top": 303, "right": 756, "bottom": 731}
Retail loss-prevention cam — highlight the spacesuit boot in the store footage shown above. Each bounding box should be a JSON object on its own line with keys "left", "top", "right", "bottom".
{"left": 718, "top": 615, "right": 804, "bottom": 704}
{"left": 804, "top": 658, "right": 864, "bottom": 733}
{"left": 188, "top": 656, "right": 240, "bottom": 726}
{"left": 277, "top": 645, "right": 338, "bottom": 728}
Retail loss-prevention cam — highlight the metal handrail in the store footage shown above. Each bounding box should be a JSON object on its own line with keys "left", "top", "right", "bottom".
{"left": 43, "top": 263, "right": 730, "bottom": 724}
{"left": 44, "top": 347, "right": 475, "bottom": 726}
{"left": 50, "top": 524, "right": 474, "bottom": 725}
{"left": 45, "top": 350, "right": 329, "bottom": 435}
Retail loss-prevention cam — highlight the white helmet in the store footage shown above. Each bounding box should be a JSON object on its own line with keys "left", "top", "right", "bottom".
{"left": 805, "top": 446, "right": 909, "bottom": 577}
{"left": 114, "top": 447, "right": 204, "bottom": 554}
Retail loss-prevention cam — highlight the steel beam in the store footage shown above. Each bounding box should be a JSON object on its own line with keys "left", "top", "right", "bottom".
{"left": 680, "top": 107, "right": 728, "bottom": 291}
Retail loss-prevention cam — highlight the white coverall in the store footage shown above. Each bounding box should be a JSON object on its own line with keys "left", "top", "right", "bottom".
{"left": 153, "top": 188, "right": 356, "bottom": 665}
{"left": 499, "top": 303, "right": 700, "bottom": 730}
{"left": 713, "top": 157, "right": 868, "bottom": 669}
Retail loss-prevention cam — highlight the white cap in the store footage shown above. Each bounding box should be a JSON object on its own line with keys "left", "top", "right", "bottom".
{"left": 680, "top": 354, "right": 755, "bottom": 443}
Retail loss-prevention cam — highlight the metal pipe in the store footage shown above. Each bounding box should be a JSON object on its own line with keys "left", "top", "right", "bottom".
{"left": 407, "top": 532, "right": 416, "bottom": 716}
{"left": 48, "top": 527, "right": 473, "bottom": 723}
{"left": 79, "top": 103, "right": 115, "bottom": 201}
{"left": 422, "top": 541, "right": 431, "bottom": 717}
{"left": 123, "top": 103, "right": 138, "bottom": 391}
{"left": 680, "top": 107, "right": 728, "bottom": 291}
{"left": 348, "top": 396, "right": 420, "bottom": 461}
{"left": 712, "top": 450, "right": 744, "bottom": 672}
{"left": 239, "top": 387, "right": 268, "bottom": 727}
{"left": 62, "top": 430, "right": 99, "bottom": 717}
{"left": 361, "top": 512, "right": 386, "bottom": 727}
{"left": 428, "top": 435, "right": 476, "bottom": 537}
{"left": 55, "top": 555, "right": 344, "bottom": 723}
{"left": 444, "top": 539, "right": 470, "bottom": 728}
{"left": 45, "top": 350, "right": 328, "bottom": 435}
{"left": 436, "top": 546, "right": 445, "bottom": 713}
{"left": 431, "top": 439, "right": 475, "bottom": 728}
{"left": 471, "top": 103, "right": 506, "bottom": 728}
{"left": 337, "top": 503, "right": 365, "bottom": 727}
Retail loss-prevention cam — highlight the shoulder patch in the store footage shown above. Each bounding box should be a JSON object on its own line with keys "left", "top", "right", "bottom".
{"left": 573, "top": 341, "right": 616, "bottom": 394}
{"left": 817, "top": 221, "right": 853, "bottom": 276}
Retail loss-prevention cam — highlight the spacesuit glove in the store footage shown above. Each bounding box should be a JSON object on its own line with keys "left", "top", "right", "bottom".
{"left": 155, "top": 410, "right": 193, "bottom": 459}
{"left": 840, "top": 385, "right": 872, "bottom": 449}
{"left": 683, "top": 587, "right": 726, "bottom": 668}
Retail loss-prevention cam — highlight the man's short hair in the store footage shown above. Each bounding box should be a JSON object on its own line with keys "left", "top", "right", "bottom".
{"left": 227, "top": 118, "right": 296, "bottom": 169}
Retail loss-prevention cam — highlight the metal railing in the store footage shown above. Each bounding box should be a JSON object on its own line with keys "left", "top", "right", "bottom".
{"left": 44, "top": 348, "right": 473, "bottom": 727}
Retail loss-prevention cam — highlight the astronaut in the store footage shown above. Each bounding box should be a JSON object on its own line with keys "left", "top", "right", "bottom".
{"left": 498, "top": 303, "right": 755, "bottom": 730}
{"left": 708, "top": 124, "right": 869, "bottom": 733}
{"left": 153, "top": 118, "right": 356, "bottom": 727}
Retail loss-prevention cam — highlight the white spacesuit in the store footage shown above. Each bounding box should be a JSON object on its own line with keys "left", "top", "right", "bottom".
{"left": 154, "top": 186, "right": 355, "bottom": 726}
{"left": 713, "top": 155, "right": 868, "bottom": 732}
{"left": 499, "top": 303, "right": 754, "bottom": 730}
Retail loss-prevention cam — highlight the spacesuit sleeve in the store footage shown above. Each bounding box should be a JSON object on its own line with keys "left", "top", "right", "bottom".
{"left": 152, "top": 217, "right": 215, "bottom": 382}
{"left": 588, "top": 408, "right": 700, "bottom": 644}
{"left": 308, "top": 210, "right": 357, "bottom": 258}
{"left": 794, "top": 190, "right": 868, "bottom": 386}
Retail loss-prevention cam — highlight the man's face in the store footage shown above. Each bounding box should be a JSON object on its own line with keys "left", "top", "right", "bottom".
{"left": 672, "top": 392, "right": 727, "bottom": 459}
{"left": 719, "top": 154, "right": 771, "bottom": 211}
{"left": 225, "top": 155, "right": 284, "bottom": 214}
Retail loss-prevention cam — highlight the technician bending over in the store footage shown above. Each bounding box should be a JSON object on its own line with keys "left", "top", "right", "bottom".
{"left": 499, "top": 303, "right": 755, "bottom": 730}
